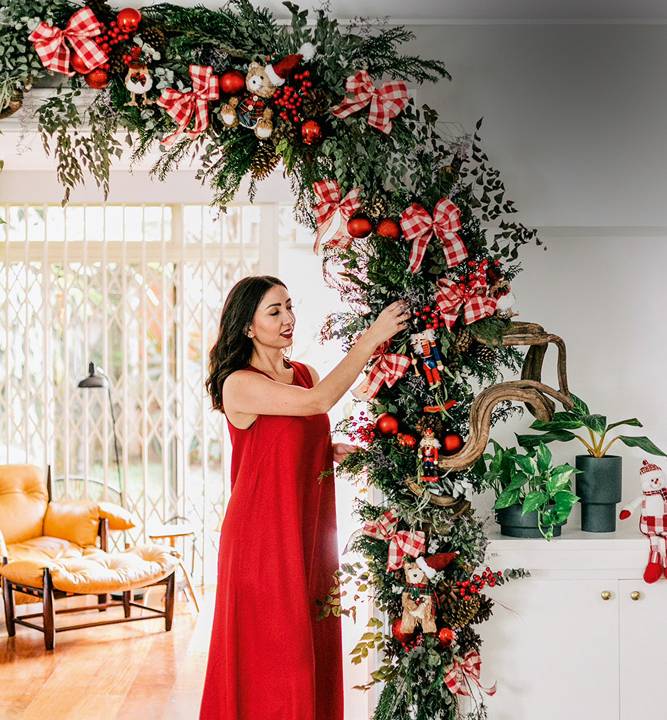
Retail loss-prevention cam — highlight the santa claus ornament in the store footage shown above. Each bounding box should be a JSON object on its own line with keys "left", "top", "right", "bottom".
{"left": 619, "top": 459, "right": 667, "bottom": 583}
{"left": 125, "top": 61, "right": 153, "bottom": 106}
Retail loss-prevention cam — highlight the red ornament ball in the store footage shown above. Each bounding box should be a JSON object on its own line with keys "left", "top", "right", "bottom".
{"left": 397, "top": 432, "right": 417, "bottom": 449}
{"left": 438, "top": 627, "right": 457, "bottom": 648}
{"left": 219, "top": 70, "right": 245, "bottom": 96}
{"left": 392, "top": 618, "right": 414, "bottom": 645}
{"left": 70, "top": 53, "right": 91, "bottom": 75}
{"left": 376, "top": 413, "right": 399, "bottom": 437}
{"left": 301, "top": 119, "right": 323, "bottom": 146}
{"left": 442, "top": 431, "right": 464, "bottom": 456}
{"left": 376, "top": 218, "right": 401, "bottom": 240}
{"left": 347, "top": 215, "right": 373, "bottom": 239}
{"left": 84, "top": 68, "right": 109, "bottom": 90}
{"left": 116, "top": 7, "right": 142, "bottom": 33}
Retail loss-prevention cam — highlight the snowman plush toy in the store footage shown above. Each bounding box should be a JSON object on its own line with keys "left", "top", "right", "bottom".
{"left": 619, "top": 459, "right": 667, "bottom": 583}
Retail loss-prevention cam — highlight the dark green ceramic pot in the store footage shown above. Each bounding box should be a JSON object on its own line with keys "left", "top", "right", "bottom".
{"left": 496, "top": 504, "right": 562, "bottom": 539}
{"left": 575, "top": 455, "right": 622, "bottom": 533}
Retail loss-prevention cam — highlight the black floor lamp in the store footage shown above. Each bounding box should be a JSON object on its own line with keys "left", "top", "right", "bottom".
{"left": 78, "top": 362, "right": 124, "bottom": 504}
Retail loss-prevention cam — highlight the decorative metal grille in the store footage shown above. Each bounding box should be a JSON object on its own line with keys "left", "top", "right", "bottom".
{"left": 0, "top": 203, "right": 268, "bottom": 584}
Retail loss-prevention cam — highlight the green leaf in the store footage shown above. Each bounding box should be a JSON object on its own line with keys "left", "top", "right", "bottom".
{"left": 495, "top": 488, "right": 520, "bottom": 509}
{"left": 535, "top": 443, "right": 552, "bottom": 473}
{"left": 570, "top": 393, "right": 590, "bottom": 417}
{"left": 618, "top": 435, "right": 667, "bottom": 456}
{"left": 546, "top": 465, "right": 576, "bottom": 493}
{"left": 507, "top": 472, "right": 530, "bottom": 491}
{"left": 530, "top": 417, "right": 583, "bottom": 431}
{"left": 516, "top": 430, "right": 576, "bottom": 448}
{"left": 605, "top": 418, "right": 642, "bottom": 432}
{"left": 514, "top": 454, "right": 537, "bottom": 475}
{"left": 582, "top": 414, "right": 607, "bottom": 436}
{"left": 522, "top": 491, "right": 548, "bottom": 514}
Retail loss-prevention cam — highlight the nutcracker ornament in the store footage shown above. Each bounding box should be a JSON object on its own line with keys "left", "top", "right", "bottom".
{"left": 619, "top": 459, "right": 667, "bottom": 583}
{"left": 125, "top": 61, "right": 153, "bottom": 106}
{"left": 418, "top": 428, "right": 441, "bottom": 482}
{"left": 410, "top": 328, "right": 445, "bottom": 388}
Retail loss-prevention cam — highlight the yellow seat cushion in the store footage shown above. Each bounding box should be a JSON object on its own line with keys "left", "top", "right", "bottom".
{"left": 0, "top": 465, "right": 48, "bottom": 543}
{"left": 0, "top": 544, "right": 178, "bottom": 594}
{"left": 7, "top": 535, "right": 91, "bottom": 564}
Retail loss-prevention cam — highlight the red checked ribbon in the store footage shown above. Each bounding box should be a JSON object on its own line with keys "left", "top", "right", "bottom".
{"left": 157, "top": 65, "right": 219, "bottom": 147}
{"left": 435, "top": 277, "right": 497, "bottom": 331}
{"left": 312, "top": 179, "right": 362, "bottom": 254}
{"left": 331, "top": 70, "right": 409, "bottom": 134}
{"left": 28, "top": 7, "right": 107, "bottom": 76}
{"left": 351, "top": 342, "right": 412, "bottom": 400}
{"left": 444, "top": 650, "right": 497, "bottom": 697}
{"left": 400, "top": 198, "right": 468, "bottom": 274}
{"left": 362, "top": 509, "right": 426, "bottom": 572}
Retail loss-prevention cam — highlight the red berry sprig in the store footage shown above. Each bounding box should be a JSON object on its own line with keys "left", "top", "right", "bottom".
{"left": 345, "top": 410, "right": 376, "bottom": 445}
{"left": 96, "top": 18, "right": 138, "bottom": 72}
{"left": 272, "top": 69, "right": 313, "bottom": 124}
{"left": 122, "top": 45, "right": 143, "bottom": 66}
{"left": 455, "top": 567, "right": 504, "bottom": 600}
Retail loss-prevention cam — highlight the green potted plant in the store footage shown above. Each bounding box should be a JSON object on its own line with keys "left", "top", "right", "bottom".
{"left": 516, "top": 394, "right": 666, "bottom": 532}
{"left": 482, "top": 440, "right": 579, "bottom": 540}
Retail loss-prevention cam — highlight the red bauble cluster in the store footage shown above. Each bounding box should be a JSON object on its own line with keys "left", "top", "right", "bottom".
{"left": 116, "top": 7, "right": 142, "bottom": 33}
{"left": 375, "top": 412, "right": 399, "bottom": 437}
{"left": 456, "top": 567, "right": 503, "bottom": 600}
{"left": 84, "top": 68, "right": 110, "bottom": 89}
{"left": 376, "top": 218, "right": 400, "bottom": 240}
{"left": 347, "top": 215, "right": 373, "bottom": 239}
{"left": 301, "top": 119, "right": 323, "bottom": 146}
{"left": 438, "top": 627, "right": 457, "bottom": 648}
{"left": 219, "top": 70, "right": 245, "bottom": 95}
{"left": 414, "top": 304, "right": 442, "bottom": 331}
{"left": 346, "top": 411, "right": 377, "bottom": 446}
{"left": 272, "top": 70, "right": 312, "bottom": 124}
{"left": 441, "top": 431, "right": 464, "bottom": 456}
{"left": 391, "top": 619, "right": 423, "bottom": 651}
{"left": 397, "top": 432, "right": 417, "bottom": 449}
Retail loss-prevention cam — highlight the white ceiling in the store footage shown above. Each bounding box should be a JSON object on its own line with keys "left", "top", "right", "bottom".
{"left": 118, "top": 0, "right": 667, "bottom": 22}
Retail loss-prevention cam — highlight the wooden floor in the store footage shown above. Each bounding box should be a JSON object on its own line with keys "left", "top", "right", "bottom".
{"left": 0, "top": 585, "right": 213, "bottom": 720}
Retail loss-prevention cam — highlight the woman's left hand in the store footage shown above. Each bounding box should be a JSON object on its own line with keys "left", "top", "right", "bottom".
{"left": 333, "top": 443, "right": 361, "bottom": 464}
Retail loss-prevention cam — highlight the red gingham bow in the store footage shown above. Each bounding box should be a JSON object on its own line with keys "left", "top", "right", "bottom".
{"left": 331, "top": 70, "right": 409, "bottom": 134}
{"left": 435, "top": 277, "right": 497, "bottom": 331}
{"left": 444, "top": 650, "right": 497, "bottom": 697}
{"left": 362, "top": 509, "right": 426, "bottom": 572}
{"left": 351, "top": 343, "right": 412, "bottom": 400}
{"left": 28, "top": 7, "right": 107, "bottom": 76}
{"left": 400, "top": 198, "right": 468, "bottom": 274}
{"left": 157, "top": 65, "right": 219, "bottom": 147}
{"left": 312, "top": 179, "right": 362, "bottom": 254}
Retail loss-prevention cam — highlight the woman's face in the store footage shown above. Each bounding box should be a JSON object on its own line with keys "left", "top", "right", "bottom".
{"left": 248, "top": 284, "right": 295, "bottom": 351}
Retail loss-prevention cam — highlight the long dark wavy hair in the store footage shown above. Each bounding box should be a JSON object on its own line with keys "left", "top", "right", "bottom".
{"left": 206, "top": 275, "right": 287, "bottom": 412}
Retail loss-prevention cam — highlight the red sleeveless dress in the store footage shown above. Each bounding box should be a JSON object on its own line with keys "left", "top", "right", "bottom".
{"left": 200, "top": 360, "right": 344, "bottom": 720}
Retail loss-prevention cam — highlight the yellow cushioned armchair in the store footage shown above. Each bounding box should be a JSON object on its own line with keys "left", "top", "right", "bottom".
{"left": 0, "top": 464, "right": 179, "bottom": 650}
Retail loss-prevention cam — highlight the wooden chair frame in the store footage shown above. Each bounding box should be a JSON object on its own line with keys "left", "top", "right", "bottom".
{"left": 1, "top": 469, "right": 176, "bottom": 651}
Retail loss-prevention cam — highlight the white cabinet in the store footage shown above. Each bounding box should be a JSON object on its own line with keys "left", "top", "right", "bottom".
{"left": 478, "top": 524, "right": 662, "bottom": 720}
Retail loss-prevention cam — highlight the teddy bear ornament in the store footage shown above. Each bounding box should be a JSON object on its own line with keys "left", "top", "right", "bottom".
{"left": 619, "top": 459, "right": 667, "bottom": 584}
{"left": 220, "top": 42, "right": 316, "bottom": 139}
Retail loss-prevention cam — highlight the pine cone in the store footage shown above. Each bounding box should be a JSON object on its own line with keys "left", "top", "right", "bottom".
{"left": 470, "top": 595, "right": 494, "bottom": 625}
{"left": 415, "top": 414, "right": 445, "bottom": 437}
{"left": 271, "top": 121, "right": 297, "bottom": 148}
{"left": 367, "top": 197, "right": 388, "bottom": 221}
{"left": 251, "top": 141, "right": 280, "bottom": 181}
{"left": 140, "top": 26, "right": 167, "bottom": 53}
{"left": 473, "top": 342, "right": 497, "bottom": 365}
{"left": 108, "top": 51, "right": 127, "bottom": 77}
{"left": 453, "top": 327, "right": 473, "bottom": 354}
{"left": 442, "top": 595, "right": 481, "bottom": 629}
{"left": 301, "top": 87, "right": 329, "bottom": 117}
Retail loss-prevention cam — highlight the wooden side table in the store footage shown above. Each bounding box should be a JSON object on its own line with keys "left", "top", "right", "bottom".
{"left": 148, "top": 522, "right": 200, "bottom": 613}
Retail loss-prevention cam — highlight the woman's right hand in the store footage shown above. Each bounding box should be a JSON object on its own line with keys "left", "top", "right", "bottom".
{"left": 366, "top": 300, "right": 411, "bottom": 346}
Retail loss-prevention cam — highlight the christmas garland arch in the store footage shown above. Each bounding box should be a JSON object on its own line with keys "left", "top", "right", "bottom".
{"left": 0, "top": 1, "right": 544, "bottom": 717}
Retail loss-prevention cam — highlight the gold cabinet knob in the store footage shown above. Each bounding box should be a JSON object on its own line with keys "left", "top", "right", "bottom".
{"left": 600, "top": 590, "right": 612, "bottom": 601}
{"left": 630, "top": 591, "right": 641, "bottom": 601}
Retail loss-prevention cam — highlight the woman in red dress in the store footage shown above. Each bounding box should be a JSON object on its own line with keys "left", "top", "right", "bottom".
{"left": 200, "top": 275, "right": 409, "bottom": 720}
